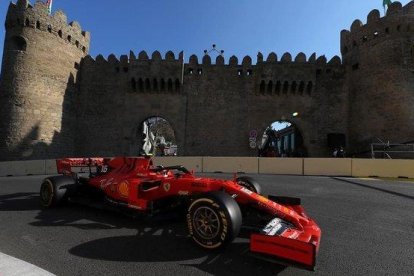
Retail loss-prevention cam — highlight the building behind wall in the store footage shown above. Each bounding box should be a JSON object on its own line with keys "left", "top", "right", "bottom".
{"left": 0, "top": 0, "right": 414, "bottom": 161}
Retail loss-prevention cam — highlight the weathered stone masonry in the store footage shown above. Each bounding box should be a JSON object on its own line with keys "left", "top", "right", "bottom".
{"left": 0, "top": 0, "right": 413, "bottom": 161}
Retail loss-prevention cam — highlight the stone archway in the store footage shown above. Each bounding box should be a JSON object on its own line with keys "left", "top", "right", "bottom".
{"left": 138, "top": 116, "right": 178, "bottom": 156}
{"left": 258, "top": 120, "right": 306, "bottom": 157}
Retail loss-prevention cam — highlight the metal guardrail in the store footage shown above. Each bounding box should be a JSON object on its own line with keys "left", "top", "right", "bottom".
{"left": 371, "top": 143, "right": 414, "bottom": 159}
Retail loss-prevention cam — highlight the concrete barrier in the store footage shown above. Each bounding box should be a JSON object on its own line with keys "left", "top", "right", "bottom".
{"left": 1, "top": 157, "right": 414, "bottom": 179}
{"left": 0, "top": 162, "right": 18, "bottom": 176}
{"left": 45, "top": 160, "right": 58, "bottom": 175}
{"left": 202, "top": 157, "right": 258, "bottom": 173}
{"left": 304, "top": 158, "right": 352, "bottom": 176}
{"left": 259, "top": 158, "right": 303, "bottom": 175}
{"left": 153, "top": 157, "right": 203, "bottom": 173}
{"left": 352, "top": 159, "right": 414, "bottom": 178}
{"left": 0, "top": 160, "right": 46, "bottom": 176}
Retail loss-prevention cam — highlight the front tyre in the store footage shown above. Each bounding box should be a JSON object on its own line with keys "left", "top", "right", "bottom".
{"left": 236, "top": 176, "right": 262, "bottom": 195}
{"left": 187, "top": 192, "right": 242, "bottom": 249}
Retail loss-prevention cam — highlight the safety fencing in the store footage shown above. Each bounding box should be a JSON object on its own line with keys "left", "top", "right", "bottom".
{"left": 0, "top": 157, "right": 413, "bottom": 178}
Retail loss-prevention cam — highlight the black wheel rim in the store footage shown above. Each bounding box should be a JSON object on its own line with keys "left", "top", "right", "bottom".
{"left": 40, "top": 183, "right": 52, "bottom": 204}
{"left": 193, "top": 206, "right": 220, "bottom": 240}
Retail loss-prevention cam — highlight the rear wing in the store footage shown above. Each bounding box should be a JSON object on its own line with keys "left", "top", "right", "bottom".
{"left": 56, "top": 158, "right": 106, "bottom": 175}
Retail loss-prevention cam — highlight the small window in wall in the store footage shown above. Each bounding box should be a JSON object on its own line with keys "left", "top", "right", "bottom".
{"left": 373, "top": 31, "right": 379, "bottom": 38}
{"left": 82, "top": 46, "right": 86, "bottom": 53}
{"left": 9, "top": 36, "right": 27, "bottom": 51}
{"left": 247, "top": 69, "right": 253, "bottom": 76}
{"left": 123, "top": 67, "right": 128, "bottom": 73}
{"left": 25, "top": 18, "right": 30, "bottom": 27}
{"left": 291, "top": 81, "right": 297, "bottom": 94}
{"left": 74, "top": 62, "right": 80, "bottom": 70}
{"left": 306, "top": 81, "right": 313, "bottom": 95}
{"left": 67, "top": 35, "right": 72, "bottom": 42}
{"left": 397, "top": 25, "right": 401, "bottom": 32}
{"left": 131, "top": 78, "right": 137, "bottom": 92}
{"left": 197, "top": 69, "right": 203, "bottom": 75}
{"left": 267, "top": 81, "right": 273, "bottom": 94}
{"left": 153, "top": 79, "right": 158, "bottom": 91}
{"left": 175, "top": 79, "right": 181, "bottom": 92}
{"left": 352, "top": 63, "right": 359, "bottom": 71}
{"left": 58, "top": 30, "right": 63, "bottom": 38}
{"left": 298, "top": 81, "right": 305, "bottom": 95}
{"left": 145, "top": 79, "right": 151, "bottom": 91}
{"left": 160, "top": 79, "right": 165, "bottom": 91}
{"left": 75, "top": 41, "right": 79, "bottom": 48}
{"left": 259, "top": 80, "right": 265, "bottom": 93}
{"left": 237, "top": 69, "right": 243, "bottom": 76}
{"left": 283, "top": 81, "right": 289, "bottom": 94}
{"left": 36, "top": 21, "right": 40, "bottom": 29}
{"left": 138, "top": 78, "right": 144, "bottom": 92}
{"left": 362, "top": 36, "right": 368, "bottom": 42}
{"left": 167, "top": 79, "right": 173, "bottom": 92}
{"left": 47, "top": 25, "right": 52, "bottom": 33}
{"left": 275, "top": 81, "right": 281, "bottom": 94}
{"left": 188, "top": 68, "right": 193, "bottom": 75}
{"left": 115, "top": 67, "right": 120, "bottom": 73}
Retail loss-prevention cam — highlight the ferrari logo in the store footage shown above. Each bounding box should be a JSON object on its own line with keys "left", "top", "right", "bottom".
{"left": 163, "top": 182, "right": 171, "bottom": 192}
{"left": 118, "top": 181, "right": 129, "bottom": 198}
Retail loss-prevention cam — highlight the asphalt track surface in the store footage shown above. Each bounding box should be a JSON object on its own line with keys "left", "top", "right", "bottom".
{"left": 0, "top": 174, "right": 413, "bottom": 276}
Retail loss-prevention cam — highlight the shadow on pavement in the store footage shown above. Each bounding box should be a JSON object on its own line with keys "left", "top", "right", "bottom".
{"left": 332, "top": 177, "right": 414, "bottom": 201}
{"left": 30, "top": 202, "right": 286, "bottom": 275}
{"left": 0, "top": 193, "right": 40, "bottom": 211}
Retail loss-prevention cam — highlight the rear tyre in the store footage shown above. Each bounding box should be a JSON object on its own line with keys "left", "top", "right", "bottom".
{"left": 187, "top": 192, "right": 242, "bottom": 249}
{"left": 236, "top": 176, "right": 262, "bottom": 195}
{"left": 40, "top": 176, "right": 77, "bottom": 208}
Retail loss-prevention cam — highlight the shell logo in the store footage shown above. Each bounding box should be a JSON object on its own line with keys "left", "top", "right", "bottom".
{"left": 118, "top": 181, "right": 129, "bottom": 198}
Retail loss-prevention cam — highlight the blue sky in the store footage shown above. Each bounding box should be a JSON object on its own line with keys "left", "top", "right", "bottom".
{"left": 0, "top": 0, "right": 412, "bottom": 62}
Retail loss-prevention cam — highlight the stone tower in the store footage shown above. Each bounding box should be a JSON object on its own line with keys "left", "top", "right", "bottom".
{"left": 341, "top": 2, "right": 414, "bottom": 154}
{"left": 0, "top": 0, "right": 90, "bottom": 161}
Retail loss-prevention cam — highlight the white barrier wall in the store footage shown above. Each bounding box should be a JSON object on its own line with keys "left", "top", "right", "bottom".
{"left": 304, "top": 158, "right": 352, "bottom": 176}
{"left": 352, "top": 159, "right": 414, "bottom": 178}
{"left": 202, "top": 157, "right": 258, "bottom": 174}
{"left": 1, "top": 157, "right": 414, "bottom": 179}
{"left": 152, "top": 157, "right": 203, "bottom": 173}
{"left": 0, "top": 160, "right": 46, "bottom": 177}
{"left": 259, "top": 158, "right": 303, "bottom": 175}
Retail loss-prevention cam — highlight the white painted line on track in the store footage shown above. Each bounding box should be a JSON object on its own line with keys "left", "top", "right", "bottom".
{"left": 0, "top": 252, "right": 55, "bottom": 276}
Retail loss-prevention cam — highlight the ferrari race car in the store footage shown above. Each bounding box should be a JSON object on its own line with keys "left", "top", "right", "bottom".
{"left": 40, "top": 157, "right": 321, "bottom": 270}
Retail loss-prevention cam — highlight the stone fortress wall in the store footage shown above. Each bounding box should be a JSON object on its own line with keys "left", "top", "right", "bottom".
{"left": 0, "top": 0, "right": 413, "bottom": 161}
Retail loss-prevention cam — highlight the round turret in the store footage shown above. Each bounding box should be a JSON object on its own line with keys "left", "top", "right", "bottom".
{"left": 0, "top": 0, "right": 90, "bottom": 160}
{"left": 341, "top": 1, "right": 414, "bottom": 155}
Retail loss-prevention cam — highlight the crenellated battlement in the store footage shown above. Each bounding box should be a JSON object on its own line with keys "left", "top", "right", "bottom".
{"left": 340, "top": 1, "right": 414, "bottom": 56}
{"left": 5, "top": 0, "right": 90, "bottom": 54}
{"left": 187, "top": 52, "right": 342, "bottom": 67}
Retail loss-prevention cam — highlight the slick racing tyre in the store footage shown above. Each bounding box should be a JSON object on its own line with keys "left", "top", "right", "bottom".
{"left": 40, "top": 176, "right": 77, "bottom": 208}
{"left": 236, "top": 176, "right": 262, "bottom": 195}
{"left": 187, "top": 192, "right": 242, "bottom": 250}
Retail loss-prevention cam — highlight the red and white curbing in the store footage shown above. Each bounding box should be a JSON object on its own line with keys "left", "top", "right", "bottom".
{"left": 0, "top": 252, "right": 55, "bottom": 276}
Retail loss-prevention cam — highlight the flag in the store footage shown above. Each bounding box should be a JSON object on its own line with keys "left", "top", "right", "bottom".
{"left": 383, "top": 0, "right": 392, "bottom": 8}
{"left": 46, "top": 0, "right": 53, "bottom": 14}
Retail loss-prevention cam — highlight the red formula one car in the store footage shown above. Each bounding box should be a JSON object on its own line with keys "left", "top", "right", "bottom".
{"left": 40, "top": 157, "right": 321, "bottom": 270}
